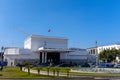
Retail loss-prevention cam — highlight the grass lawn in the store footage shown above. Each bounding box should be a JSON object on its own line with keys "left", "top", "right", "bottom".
{"left": 0, "top": 67, "right": 56, "bottom": 78}
{"left": 33, "top": 67, "right": 71, "bottom": 73}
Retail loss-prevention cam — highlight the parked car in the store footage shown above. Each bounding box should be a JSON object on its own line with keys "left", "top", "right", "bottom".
{"left": 0, "top": 61, "right": 7, "bottom": 66}
{"left": 99, "top": 62, "right": 115, "bottom": 68}
{"left": 80, "top": 63, "right": 90, "bottom": 67}
{"left": 16, "top": 63, "right": 25, "bottom": 67}
{"left": 114, "top": 64, "right": 120, "bottom": 68}
{"left": 38, "top": 63, "right": 50, "bottom": 67}
{"left": 56, "top": 63, "right": 74, "bottom": 67}
{"left": 106, "top": 63, "right": 115, "bottom": 68}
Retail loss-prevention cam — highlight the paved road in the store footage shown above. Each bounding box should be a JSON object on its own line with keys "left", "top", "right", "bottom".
{"left": 0, "top": 78, "right": 110, "bottom": 80}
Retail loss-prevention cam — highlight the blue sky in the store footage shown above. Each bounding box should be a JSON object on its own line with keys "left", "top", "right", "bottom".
{"left": 0, "top": 0, "right": 120, "bottom": 48}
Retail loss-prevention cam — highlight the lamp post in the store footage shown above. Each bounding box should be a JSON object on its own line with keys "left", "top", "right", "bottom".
{"left": 95, "top": 41, "right": 98, "bottom": 68}
{"left": 1, "top": 46, "right": 4, "bottom": 62}
{"left": 1, "top": 46, "right": 4, "bottom": 71}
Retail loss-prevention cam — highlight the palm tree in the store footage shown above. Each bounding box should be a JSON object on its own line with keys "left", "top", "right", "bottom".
{"left": 24, "top": 62, "right": 31, "bottom": 75}
{"left": 51, "top": 67, "right": 56, "bottom": 76}
{"left": 66, "top": 67, "right": 71, "bottom": 77}
{"left": 47, "top": 66, "right": 50, "bottom": 76}
{"left": 36, "top": 66, "right": 43, "bottom": 75}
{"left": 55, "top": 67, "right": 60, "bottom": 77}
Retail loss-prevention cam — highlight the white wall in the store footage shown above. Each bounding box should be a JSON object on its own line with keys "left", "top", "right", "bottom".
{"left": 87, "top": 44, "right": 120, "bottom": 54}
{"left": 98, "top": 44, "right": 120, "bottom": 53}
{"left": 29, "top": 35, "right": 68, "bottom": 51}
{"left": 60, "top": 50, "right": 88, "bottom": 60}
{"left": 4, "top": 48, "right": 19, "bottom": 55}
{"left": 4, "top": 48, "right": 39, "bottom": 59}
{"left": 24, "top": 37, "right": 31, "bottom": 49}
{"left": 4, "top": 48, "right": 39, "bottom": 66}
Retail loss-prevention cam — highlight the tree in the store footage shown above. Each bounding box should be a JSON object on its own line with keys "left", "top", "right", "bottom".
{"left": 47, "top": 66, "right": 50, "bottom": 76}
{"left": 116, "top": 49, "right": 120, "bottom": 56}
{"left": 98, "top": 48, "right": 118, "bottom": 62}
{"left": 36, "top": 66, "right": 43, "bottom": 75}
{"left": 24, "top": 62, "right": 32, "bottom": 75}
{"left": 66, "top": 67, "right": 71, "bottom": 77}
{"left": 55, "top": 67, "right": 60, "bottom": 77}
{"left": 51, "top": 67, "right": 56, "bottom": 76}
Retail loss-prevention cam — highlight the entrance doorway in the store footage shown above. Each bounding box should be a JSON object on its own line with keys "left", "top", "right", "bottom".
{"left": 47, "top": 52, "right": 60, "bottom": 64}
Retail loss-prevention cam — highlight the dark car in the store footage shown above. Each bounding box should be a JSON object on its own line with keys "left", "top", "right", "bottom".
{"left": 38, "top": 63, "right": 50, "bottom": 67}
{"left": 80, "top": 63, "right": 90, "bottom": 67}
{"left": 16, "top": 63, "right": 25, "bottom": 67}
{"left": 56, "top": 63, "right": 74, "bottom": 67}
{"left": 0, "top": 61, "right": 7, "bottom": 66}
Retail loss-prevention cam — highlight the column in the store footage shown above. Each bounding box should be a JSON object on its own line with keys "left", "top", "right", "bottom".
{"left": 44, "top": 52, "right": 47, "bottom": 63}
{"left": 39, "top": 52, "right": 41, "bottom": 63}
{"left": 39, "top": 52, "right": 42, "bottom": 63}
{"left": 42, "top": 52, "right": 44, "bottom": 63}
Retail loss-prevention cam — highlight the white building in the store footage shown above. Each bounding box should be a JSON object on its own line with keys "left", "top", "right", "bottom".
{"left": 61, "top": 48, "right": 89, "bottom": 64}
{"left": 87, "top": 43, "right": 120, "bottom": 63}
{"left": 4, "top": 48, "right": 38, "bottom": 66}
{"left": 4, "top": 35, "right": 89, "bottom": 66}
{"left": 87, "top": 43, "right": 120, "bottom": 54}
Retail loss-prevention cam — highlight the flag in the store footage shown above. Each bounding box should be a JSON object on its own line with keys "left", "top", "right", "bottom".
{"left": 48, "top": 29, "right": 51, "bottom": 32}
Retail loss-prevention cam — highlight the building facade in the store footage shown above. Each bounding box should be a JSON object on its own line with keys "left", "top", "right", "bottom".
{"left": 87, "top": 43, "right": 120, "bottom": 63}
{"left": 87, "top": 43, "right": 120, "bottom": 54}
{"left": 4, "top": 35, "right": 89, "bottom": 66}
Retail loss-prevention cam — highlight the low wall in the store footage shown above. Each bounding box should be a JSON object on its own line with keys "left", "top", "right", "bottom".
{"left": 72, "top": 68, "right": 120, "bottom": 73}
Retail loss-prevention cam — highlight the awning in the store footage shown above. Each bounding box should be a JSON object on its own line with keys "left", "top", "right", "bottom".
{"left": 35, "top": 48, "right": 72, "bottom": 53}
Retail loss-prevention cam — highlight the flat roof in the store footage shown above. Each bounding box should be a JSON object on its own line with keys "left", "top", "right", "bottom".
{"left": 24, "top": 34, "right": 68, "bottom": 41}
{"left": 87, "top": 47, "right": 97, "bottom": 49}
{"left": 4, "top": 47, "right": 19, "bottom": 49}
{"left": 87, "top": 43, "right": 120, "bottom": 49}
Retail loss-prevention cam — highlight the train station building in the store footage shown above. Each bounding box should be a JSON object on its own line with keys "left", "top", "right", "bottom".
{"left": 4, "top": 35, "right": 89, "bottom": 66}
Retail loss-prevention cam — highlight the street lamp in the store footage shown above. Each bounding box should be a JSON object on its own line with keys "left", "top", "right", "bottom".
{"left": 95, "top": 41, "right": 98, "bottom": 68}
{"left": 0, "top": 46, "right": 4, "bottom": 71}
{"left": 1, "top": 46, "right": 4, "bottom": 62}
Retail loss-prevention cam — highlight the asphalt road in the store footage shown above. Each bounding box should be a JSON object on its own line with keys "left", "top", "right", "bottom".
{"left": 0, "top": 78, "right": 110, "bottom": 80}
